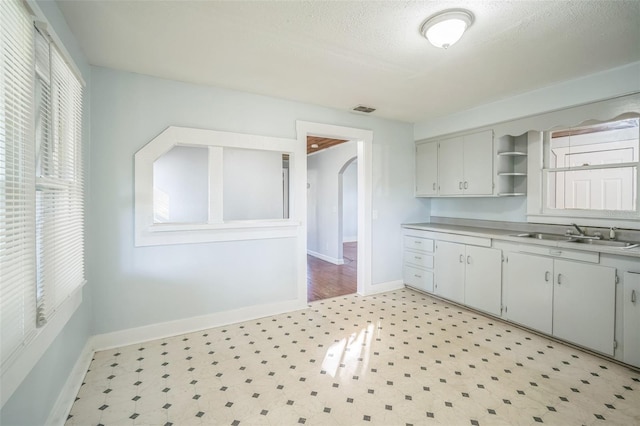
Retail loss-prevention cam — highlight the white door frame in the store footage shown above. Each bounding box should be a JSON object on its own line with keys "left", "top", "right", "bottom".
{"left": 296, "top": 121, "right": 373, "bottom": 298}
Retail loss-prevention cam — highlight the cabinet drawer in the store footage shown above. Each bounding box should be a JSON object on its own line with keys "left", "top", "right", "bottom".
{"left": 403, "top": 265, "right": 434, "bottom": 293}
{"left": 403, "top": 236, "right": 434, "bottom": 253}
{"left": 404, "top": 250, "right": 434, "bottom": 269}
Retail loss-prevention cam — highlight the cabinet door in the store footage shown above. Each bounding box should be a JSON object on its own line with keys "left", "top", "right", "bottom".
{"left": 504, "top": 252, "right": 553, "bottom": 334}
{"left": 623, "top": 272, "right": 640, "bottom": 367}
{"left": 463, "top": 130, "right": 494, "bottom": 195}
{"left": 438, "top": 137, "right": 464, "bottom": 195}
{"left": 465, "top": 246, "right": 502, "bottom": 316}
{"left": 416, "top": 142, "right": 438, "bottom": 196}
{"left": 553, "top": 260, "right": 616, "bottom": 355}
{"left": 434, "top": 241, "right": 465, "bottom": 303}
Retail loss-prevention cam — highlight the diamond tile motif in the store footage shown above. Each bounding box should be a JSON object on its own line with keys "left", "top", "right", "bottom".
{"left": 66, "top": 289, "right": 640, "bottom": 425}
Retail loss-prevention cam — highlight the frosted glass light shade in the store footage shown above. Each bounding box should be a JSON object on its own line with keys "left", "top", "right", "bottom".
{"left": 421, "top": 10, "right": 474, "bottom": 49}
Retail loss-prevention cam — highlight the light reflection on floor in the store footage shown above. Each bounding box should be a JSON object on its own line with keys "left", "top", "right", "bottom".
{"left": 67, "top": 289, "right": 640, "bottom": 425}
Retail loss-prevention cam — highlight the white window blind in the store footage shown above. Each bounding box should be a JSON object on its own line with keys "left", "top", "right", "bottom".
{"left": 0, "top": 0, "right": 37, "bottom": 368}
{"left": 1, "top": 0, "right": 85, "bottom": 373}
{"left": 34, "top": 31, "right": 85, "bottom": 325}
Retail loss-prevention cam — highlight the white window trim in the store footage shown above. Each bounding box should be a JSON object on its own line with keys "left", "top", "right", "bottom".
{"left": 1, "top": 0, "right": 86, "bottom": 407}
{"left": 523, "top": 93, "right": 640, "bottom": 230}
{"left": 134, "top": 126, "right": 302, "bottom": 247}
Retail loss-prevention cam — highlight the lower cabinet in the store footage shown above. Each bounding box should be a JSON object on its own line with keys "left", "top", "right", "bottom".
{"left": 434, "top": 241, "right": 502, "bottom": 315}
{"left": 434, "top": 241, "right": 465, "bottom": 303}
{"left": 553, "top": 259, "right": 615, "bottom": 356}
{"left": 403, "top": 234, "right": 434, "bottom": 293}
{"left": 504, "top": 252, "right": 553, "bottom": 334}
{"left": 623, "top": 272, "right": 640, "bottom": 366}
{"left": 505, "top": 251, "right": 616, "bottom": 356}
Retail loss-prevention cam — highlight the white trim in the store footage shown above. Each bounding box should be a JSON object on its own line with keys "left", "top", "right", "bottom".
{"left": 135, "top": 126, "right": 303, "bottom": 247}
{"left": 45, "top": 340, "right": 94, "bottom": 426}
{"left": 90, "top": 298, "right": 308, "bottom": 352}
{"left": 1, "top": 289, "right": 82, "bottom": 407}
{"left": 296, "top": 121, "right": 374, "bottom": 297}
{"left": 25, "top": 0, "right": 86, "bottom": 87}
{"left": 307, "top": 250, "right": 345, "bottom": 265}
{"left": 368, "top": 280, "right": 406, "bottom": 294}
{"left": 343, "top": 236, "right": 358, "bottom": 243}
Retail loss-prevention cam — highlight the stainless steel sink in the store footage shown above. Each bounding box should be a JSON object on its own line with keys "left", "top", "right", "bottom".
{"left": 511, "top": 232, "right": 639, "bottom": 249}
{"left": 571, "top": 239, "right": 640, "bottom": 248}
{"left": 510, "top": 232, "right": 573, "bottom": 241}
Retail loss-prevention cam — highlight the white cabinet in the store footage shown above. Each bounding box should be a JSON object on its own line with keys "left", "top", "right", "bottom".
{"left": 504, "top": 250, "right": 616, "bottom": 355}
{"left": 504, "top": 252, "right": 553, "bottom": 334}
{"left": 434, "top": 241, "right": 466, "bottom": 303}
{"left": 464, "top": 245, "right": 502, "bottom": 316}
{"left": 553, "top": 260, "right": 616, "bottom": 355}
{"left": 434, "top": 240, "right": 502, "bottom": 315}
{"left": 623, "top": 272, "right": 640, "bottom": 367}
{"left": 415, "top": 141, "right": 438, "bottom": 196}
{"left": 403, "top": 234, "right": 435, "bottom": 293}
{"left": 438, "top": 130, "right": 494, "bottom": 196}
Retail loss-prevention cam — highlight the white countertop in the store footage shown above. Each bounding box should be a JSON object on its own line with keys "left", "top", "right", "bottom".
{"left": 403, "top": 222, "right": 640, "bottom": 259}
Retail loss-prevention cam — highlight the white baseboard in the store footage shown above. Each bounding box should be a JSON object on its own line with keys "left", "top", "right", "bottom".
{"left": 365, "top": 279, "right": 405, "bottom": 295}
{"left": 90, "top": 298, "right": 308, "bottom": 352}
{"left": 46, "top": 340, "right": 94, "bottom": 426}
{"left": 307, "top": 250, "right": 344, "bottom": 265}
{"left": 343, "top": 236, "right": 357, "bottom": 243}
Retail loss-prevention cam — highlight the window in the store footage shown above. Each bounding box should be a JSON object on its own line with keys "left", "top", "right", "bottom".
{"left": 542, "top": 117, "right": 639, "bottom": 219}
{"left": 1, "top": 0, "right": 85, "bottom": 380}
{"left": 135, "top": 126, "right": 300, "bottom": 247}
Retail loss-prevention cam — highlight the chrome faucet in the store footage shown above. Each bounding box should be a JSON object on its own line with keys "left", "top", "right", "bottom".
{"left": 567, "top": 223, "right": 601, "bottom": 240}
{"left": 571, "top": 223, "right": 586, "bottom": 236}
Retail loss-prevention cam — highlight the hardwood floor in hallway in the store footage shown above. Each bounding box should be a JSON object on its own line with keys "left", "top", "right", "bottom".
{"left": 307, "top": 242, "right": 357, "bottom": 302}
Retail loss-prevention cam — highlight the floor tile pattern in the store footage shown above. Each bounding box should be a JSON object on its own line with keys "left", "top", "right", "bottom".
{"left": 67, "top": 289, "right": 640, "bottom": 425}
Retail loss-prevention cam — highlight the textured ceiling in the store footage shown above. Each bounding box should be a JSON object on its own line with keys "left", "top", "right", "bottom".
{"left": 56, "top": 0, "right": 640, "bottom": 123}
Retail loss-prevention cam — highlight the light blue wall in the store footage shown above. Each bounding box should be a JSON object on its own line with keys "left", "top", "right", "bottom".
{"left": 0, "top": 1, "right": 93, "bottom": 425}
{"left": 89, "top": 66, "right": 427, "bottom": 335}
{"left": 415, "top": 61, "right": 640, "bottom": 223}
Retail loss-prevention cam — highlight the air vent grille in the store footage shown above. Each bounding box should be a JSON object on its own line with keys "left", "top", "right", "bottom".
{"left": 352, "top": 105, "right": 376, "bottom": 114}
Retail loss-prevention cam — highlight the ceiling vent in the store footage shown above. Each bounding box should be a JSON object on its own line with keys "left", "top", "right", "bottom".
{"left": 352, "top": 105, "right": 376, "bottom": 114}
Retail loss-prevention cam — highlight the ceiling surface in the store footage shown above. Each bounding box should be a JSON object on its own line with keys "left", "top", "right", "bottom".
{"left": 56, "top": 0, "right": 640, "bottom": 123}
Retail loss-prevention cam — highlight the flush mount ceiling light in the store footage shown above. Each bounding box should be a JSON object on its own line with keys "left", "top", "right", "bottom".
{"left": 420, "top": 9, "right": 474, "bottom": 49}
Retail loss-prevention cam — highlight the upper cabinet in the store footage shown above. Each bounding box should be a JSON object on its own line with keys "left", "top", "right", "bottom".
{"left": 415, "top": 141, "right": 438, "bottom": 196}
{"left": 416, "top": 129, "right": 494, "bottom": 197}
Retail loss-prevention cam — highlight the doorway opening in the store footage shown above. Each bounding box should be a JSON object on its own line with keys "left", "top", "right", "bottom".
{"left": 297, "top": 121, "right": 373, "bottom": 304}
{"left": 307, "top": 152, "right": 358, "bottom": 302}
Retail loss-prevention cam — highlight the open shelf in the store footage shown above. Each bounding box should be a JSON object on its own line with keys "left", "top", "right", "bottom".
{"left": 497, "top": 151, "right": 527, "bottom": 156}
{"left": 496, "top": 133, "right": 529, "bottom": 197}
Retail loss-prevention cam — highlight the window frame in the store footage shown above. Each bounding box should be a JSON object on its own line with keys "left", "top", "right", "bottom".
{"left": 0, "top": 0, "right": 86, "bottom": 408}
{"left": 523, "top": 98, "right": 640, "bottom": 229}
{"left": 134, "top": 126, "right": 301, "bottom": 247}
{"left": 540, "top": 117, "right": 639, "bottom": 221}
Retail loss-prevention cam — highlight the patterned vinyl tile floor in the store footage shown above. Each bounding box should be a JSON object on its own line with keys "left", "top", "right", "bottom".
{"left": 66, "top": 289, "right": 640, "bottom": 425}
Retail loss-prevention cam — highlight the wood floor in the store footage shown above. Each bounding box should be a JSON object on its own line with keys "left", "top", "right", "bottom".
{"left": 307, "top": 242, "right": 357, "bottom": 302}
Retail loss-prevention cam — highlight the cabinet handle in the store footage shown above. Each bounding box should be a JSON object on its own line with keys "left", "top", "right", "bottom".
{"left": 464, "top": 181, "right": 468, "bottom": 190}
{"left": 467, "top": 255, "right": 471, "bottom": 264}
{"left": 414, "top": 256, "right": 421, "bottom": 260}
{"left": 459, "top": 254, "right": 464, "bottom": 263}
{"left": 544, "top": 271, "right": 550, "bottom": 282}
{"left": 433, "top": 182, "right": 436, "bottom": 190}
{"left": 459, "top": 181, "right": 463, "bottom": 190}
{"left": 557, "top": 274, "right": 563, "bottom": 285}
{"left": 632, "top": 289, "right": 637, "bottom": 303}
{"left": 414, "top": 274, "right": 422, "bottom": 279}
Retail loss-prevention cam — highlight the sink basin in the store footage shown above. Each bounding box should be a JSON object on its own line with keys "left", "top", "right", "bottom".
{"left": 511, "top": 232, "right": 573, "bottom": 241}
{"left": 571, "top": 239, "right": 640, "bottom": 248}
{"left": 510, "top": 233, "right": 640, "bottom": 249}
